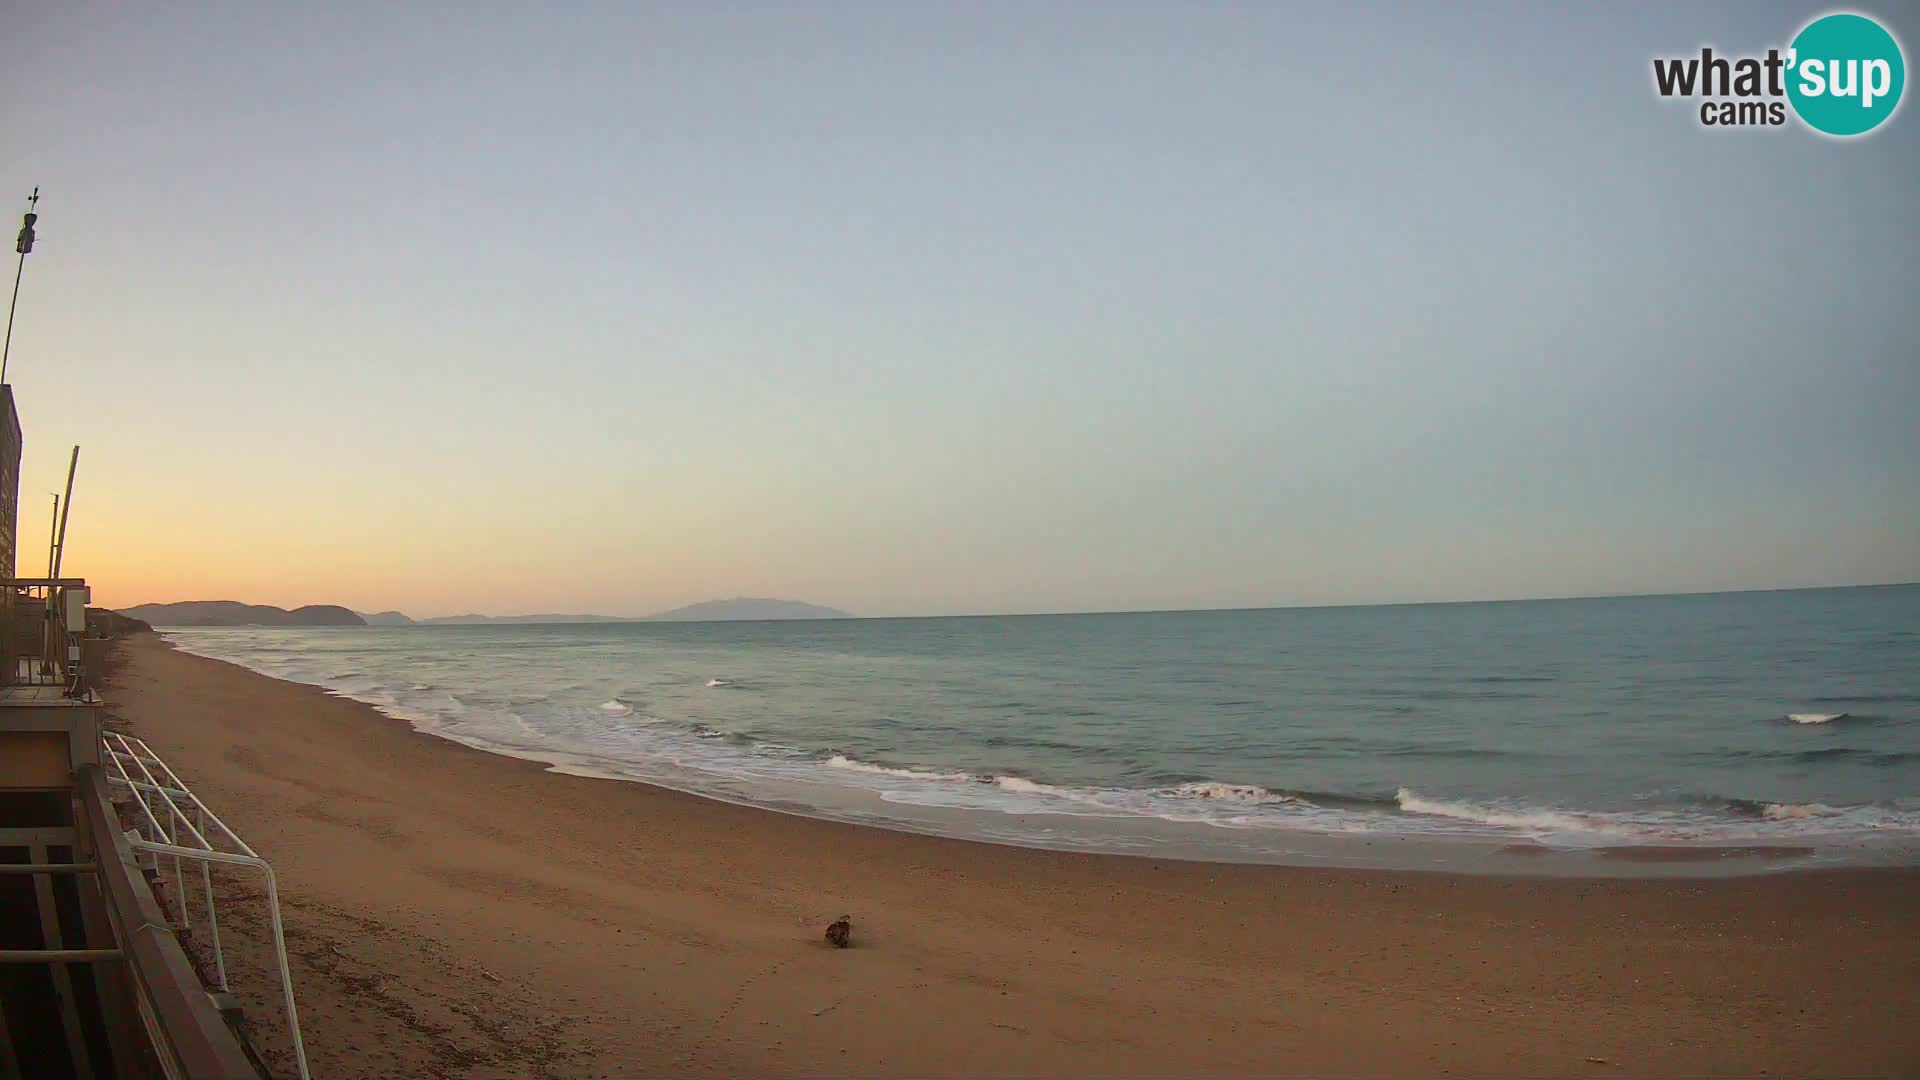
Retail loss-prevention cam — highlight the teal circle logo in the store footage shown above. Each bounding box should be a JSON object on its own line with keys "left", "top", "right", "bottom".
{"left": 1786, "top": 12, "right": 1905, "bottom": 136}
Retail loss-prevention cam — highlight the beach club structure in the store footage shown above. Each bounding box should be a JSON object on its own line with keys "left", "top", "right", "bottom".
{"left": 0, "top": 384, "right": 305, "bottom": 1074}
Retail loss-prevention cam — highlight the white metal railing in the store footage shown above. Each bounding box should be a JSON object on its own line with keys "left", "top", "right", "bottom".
{"left": 101, "top": 731, "right": 311, "bottom": 1080}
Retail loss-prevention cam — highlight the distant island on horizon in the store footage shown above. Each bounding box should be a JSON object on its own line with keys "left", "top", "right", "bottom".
{"left": 115, "top": 597, "right": 853, "bottom": 627}
{"left": 112, "top": 583, "right": 1914, "bottom": 629}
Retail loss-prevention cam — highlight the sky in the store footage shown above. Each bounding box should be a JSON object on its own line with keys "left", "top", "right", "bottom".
{"left": 1, "top": 1, "right": 1915, "bottom": 618}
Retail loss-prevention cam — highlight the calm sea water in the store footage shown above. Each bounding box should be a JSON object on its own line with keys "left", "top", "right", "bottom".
{"left": 164, "top": 586, "right": 1920, "bottom": 871}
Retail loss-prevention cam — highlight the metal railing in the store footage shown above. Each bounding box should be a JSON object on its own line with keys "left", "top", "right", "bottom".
{"left": 102, "top": 732, "right": 310, "bottom": 1080}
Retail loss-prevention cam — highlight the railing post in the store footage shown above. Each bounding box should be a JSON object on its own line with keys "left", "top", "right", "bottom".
{"left": 260, "top": 864, "right": 309, "bottom": 1080}
{"left": 196, "top": 803, "right": 226, "bottom": 992}
{"left": 101, "top": 734, "right": 310, "bottom": 1080}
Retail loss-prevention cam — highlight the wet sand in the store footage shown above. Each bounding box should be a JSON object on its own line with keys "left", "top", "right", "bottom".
{"left": 105, "top": 633, "right": 1920, "bottom": 1078}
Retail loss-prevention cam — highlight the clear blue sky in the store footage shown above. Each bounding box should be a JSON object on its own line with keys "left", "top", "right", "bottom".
{"left": 3, "top": 1, "right": 1915, "bottom": 617}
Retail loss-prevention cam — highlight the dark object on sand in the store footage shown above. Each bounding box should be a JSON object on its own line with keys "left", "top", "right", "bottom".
{"left": 825, "top": 915, "right": 852, "bottom": 948}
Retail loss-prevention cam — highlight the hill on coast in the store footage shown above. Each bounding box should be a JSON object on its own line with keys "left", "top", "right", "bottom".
{"left": 116, "top": 597, "right": 849, "bottom": 627}
{"left": 114, "top": 601, "right": 366, "bottom": 627}
{"left": 85, "top": 608, "right": 153, "bottom": 637}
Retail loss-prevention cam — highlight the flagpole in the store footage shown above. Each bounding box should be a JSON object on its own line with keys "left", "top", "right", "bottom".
{"left": 51, "top": 446, "right": 77, "bottom": 580}
{"left": 46, "top": 493, "right": 58, "bottom": 577}
{"left": 2, "top": 187, "right": 41, "bottom": 387}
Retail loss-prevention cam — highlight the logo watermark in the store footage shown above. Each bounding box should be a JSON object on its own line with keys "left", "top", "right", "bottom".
{"left": 1652, "top": 10, "right": 1905, "bottom": 136}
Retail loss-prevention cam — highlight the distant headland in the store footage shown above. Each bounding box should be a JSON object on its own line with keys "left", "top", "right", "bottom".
{"left": 114, "top": 597, "right": 851, "bottom": 627}
{"left": 114, "top": 601, "right": 367, "bottom": 627}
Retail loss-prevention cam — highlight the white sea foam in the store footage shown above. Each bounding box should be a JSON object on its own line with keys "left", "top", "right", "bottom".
{"left": 988, "top": 776, "right": 1133, "bottom": 812}
{"left": 993, "top": 775, "right": 1070, "bottom": 797}
{"left": 1395, "top": 788, "right": 1629, "bottom": 836}
{"left": 599, "top": 699, "right": 633, "bottom": 715}
{"left": 1762, "top": 802, "right": 1839, "bottom": 820}
{"left": 1789, "top": 713, "right": 1847, "bottom": 725}
{"left": 826, "top": 754, "right": 974, "bottom": 783}
{"left": 1163, "top": 781, "right": 1302, "bottom": 805}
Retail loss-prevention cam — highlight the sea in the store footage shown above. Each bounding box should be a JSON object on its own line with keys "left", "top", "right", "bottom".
{"left": 163, "top": 585, "right": 1920, "bottom": 875}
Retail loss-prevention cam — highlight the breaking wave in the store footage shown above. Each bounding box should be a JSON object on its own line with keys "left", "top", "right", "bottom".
{"left": 1161, "top": 781, "right": 1304, "bottom": 805}
{"left": 1761, "top": 802, "right": 1840, "bottom": 820}
{"left": 1394, "top": 789, "right": 1631, "bottom": 836}
{"left": 826, "top": 754, "right": 973, "bottom": 783}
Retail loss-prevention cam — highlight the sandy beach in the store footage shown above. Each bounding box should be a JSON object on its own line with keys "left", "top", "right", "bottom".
{"left": 102, "top": 633, "right": 1919, "bottom": 1078}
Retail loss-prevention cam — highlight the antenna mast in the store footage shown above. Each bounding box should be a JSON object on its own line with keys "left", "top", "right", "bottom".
{"left": 2, "top": 187, "right": 41, "bottom": 387}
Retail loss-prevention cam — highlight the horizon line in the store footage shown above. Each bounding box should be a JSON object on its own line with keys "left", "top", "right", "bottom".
{"left": 117, "top": 579, "right": 1919, "bottom": 625}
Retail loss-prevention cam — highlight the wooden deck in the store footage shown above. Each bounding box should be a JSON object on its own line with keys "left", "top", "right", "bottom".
{"left": 0, "top": 685, "right": 91, "bottom": 708}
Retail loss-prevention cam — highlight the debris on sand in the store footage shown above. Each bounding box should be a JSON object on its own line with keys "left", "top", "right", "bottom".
{"left": 825, "top": 915, "right": 852, "bottom": 948}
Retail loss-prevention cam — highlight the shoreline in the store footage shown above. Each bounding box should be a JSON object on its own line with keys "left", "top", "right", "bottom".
{"left": 105, "top": 633, "right": 1920, "bottom": 1077}
{"left": 155, "top": 630, "right": 1841, "bottom": 878}
{"left": 158, "top": 630, "right": 1914, "bottom": 878}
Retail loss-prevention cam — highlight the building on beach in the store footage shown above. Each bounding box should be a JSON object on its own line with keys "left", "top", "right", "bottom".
{"left": 0, "top": 229, "right": 302, "bottom": 1078}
